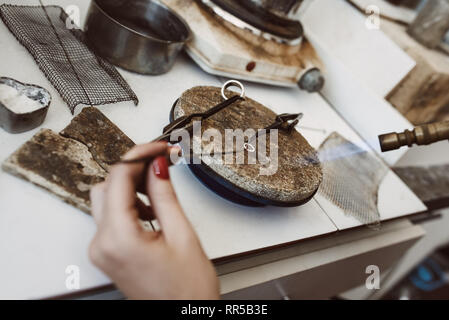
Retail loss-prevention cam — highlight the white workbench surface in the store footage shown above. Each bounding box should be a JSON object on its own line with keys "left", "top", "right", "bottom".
{"left": 0, "top": 0, "right": 426, "bottom": 299}
{"left": 342, "top": 141, "right": 449, "bottom": 300}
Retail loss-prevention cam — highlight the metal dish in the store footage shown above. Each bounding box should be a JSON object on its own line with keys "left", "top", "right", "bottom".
{"left": 85, "top": 0, "right": 191, "bottom": 75}
{"left": 0, "top": 77, "right": 51, "bottom": 134}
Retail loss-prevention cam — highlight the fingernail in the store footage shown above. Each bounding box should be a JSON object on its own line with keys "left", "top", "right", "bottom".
{"left": 153, "top": 156, "right": 170, "bottom": 180}
{"left": 169, "top": 145, "right": 182, "bottom": 155}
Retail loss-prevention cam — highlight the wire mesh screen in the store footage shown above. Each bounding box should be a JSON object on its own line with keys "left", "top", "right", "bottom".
{"left": 0, "top": 5, "right": 139, "bottom": 114}
{"left": 318, "top": 132, "right": 388, "bottom": 226}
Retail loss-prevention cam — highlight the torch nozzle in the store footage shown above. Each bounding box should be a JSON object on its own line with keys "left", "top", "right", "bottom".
{"left": 379, "top": 121, "right": 449, "bottom": 152}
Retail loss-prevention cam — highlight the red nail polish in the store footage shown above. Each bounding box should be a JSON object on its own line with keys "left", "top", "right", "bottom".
{"left": 153, "top": 156, "right": 170, "bottom": 180}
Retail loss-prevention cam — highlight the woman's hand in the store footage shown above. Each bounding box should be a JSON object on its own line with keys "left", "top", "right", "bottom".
{"left": 89, "top": 142, "right": 220, "bottom": 300}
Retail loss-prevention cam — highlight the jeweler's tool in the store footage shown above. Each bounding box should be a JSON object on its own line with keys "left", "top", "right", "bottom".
{"left": 119, "top": 80, "right": 304, "bottom": 165}
{"left": 118, "top": 81, "right": 245, "bottom": 164}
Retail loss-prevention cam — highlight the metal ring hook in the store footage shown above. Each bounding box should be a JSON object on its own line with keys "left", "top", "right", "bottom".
{"left": 244, "top": 143, "right": 256, "bottom": 153}
{"left": 222, "top": 80, "right": 245, "bottom": 100}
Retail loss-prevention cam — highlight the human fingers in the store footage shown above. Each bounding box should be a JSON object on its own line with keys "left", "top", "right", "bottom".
{"left": 102, "top": 142, "right": 168, "bottom": 230}
{"left": 146, "top": 156, "right": 197, "bottom": 246}
{"left": 90, "top": 182, "right": 107, "bottom": 224}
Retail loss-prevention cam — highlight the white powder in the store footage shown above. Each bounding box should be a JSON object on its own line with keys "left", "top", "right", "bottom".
{"left": 0, "top": 83, "right": 44, "bottom": 114}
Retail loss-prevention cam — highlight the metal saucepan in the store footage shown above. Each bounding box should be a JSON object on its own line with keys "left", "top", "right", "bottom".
{"left": 85, "top": 0, "right": 191, "bottom": 75}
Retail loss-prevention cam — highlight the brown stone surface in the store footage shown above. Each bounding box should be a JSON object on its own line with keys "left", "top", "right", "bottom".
{"left": 60, "top": 107, "right": 135, "bottom": 171}
{"left": 173, "top": 86, "right": 323, "bottom": 204}
{"left": 2, "top": 108, "right": 135, "bottom": 213}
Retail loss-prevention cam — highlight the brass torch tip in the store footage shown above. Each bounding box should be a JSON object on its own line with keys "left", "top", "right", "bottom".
{"left": 378, "top": 120, "right": 449, "bottom": 153}
{"left": 379, "top": 132, "right": 401, "bottom": 152}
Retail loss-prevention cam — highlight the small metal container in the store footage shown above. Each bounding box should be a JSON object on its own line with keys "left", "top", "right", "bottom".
{"left": 85, "top": 0, "right": 191, "bottom": 75}
{"left": 0, "top": 77, "right": 51, "bottom": 134}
